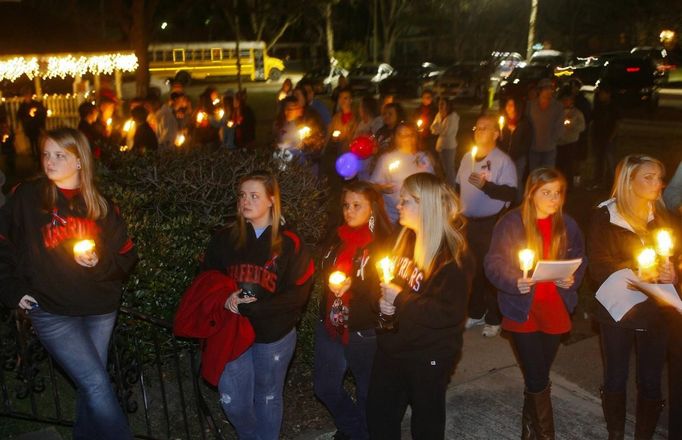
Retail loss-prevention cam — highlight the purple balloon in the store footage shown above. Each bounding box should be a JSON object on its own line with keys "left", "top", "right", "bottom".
{"left": 335, "top": 152, "right": 360, "bottom": 180}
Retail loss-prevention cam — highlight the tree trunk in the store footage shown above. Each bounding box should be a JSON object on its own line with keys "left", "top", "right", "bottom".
{"left": 382, "top": 34, "right": 395, "bottom": 63}
{"left": 324, "top": 3, "right": 334, "bottom": 60}
{"left": 526, "top": 0, "right": 538, "bottom": 60}
{"left": 131, "top": 0, "right": 150, "bottom": 97}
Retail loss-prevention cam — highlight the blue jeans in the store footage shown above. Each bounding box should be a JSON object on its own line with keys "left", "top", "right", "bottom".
{"left": 438, "top": 149, "right": 457, "bottom": 188}
{"left": 218, "top": 329, "right": 296, "bottom": 440}
{"left": 528, "top": 149, "right": 557, "bottom": 172}
{"left": 313, "top": 322, "right": 376, "bottom": 440}
{"left": 29, "top": 307, "right": 132, "bottom": 440}
{"left": 599, "top": 323, "right": 668, "bottom": 399}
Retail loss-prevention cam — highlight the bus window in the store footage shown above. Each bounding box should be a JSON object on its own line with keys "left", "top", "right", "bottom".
{"left": 211, "top": 48, "right": 222, "bottom": 61}
{"left": 223, "top": 49, "right": 234, "bottom": 59}
{"left": 186, "top": 50, "right": 194, "bottom": 61}
{"left": 239, "top": 49, "right": 251, "bottom": 58}
{"left": 173, "top": 49, "right": 185, "bottom": 63}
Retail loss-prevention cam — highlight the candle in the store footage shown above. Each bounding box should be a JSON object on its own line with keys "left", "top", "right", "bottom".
{"left": 196, "top": 112, "right": 207, "bottom": 124}
{"left": 655, "top": 229, "right": 674, "bottom": 262}
{"left": 119, "top": 145, "right": 129, "bottom": 152}
{"left": 328, "top": 271, "right": 348, "bottom": 291}
{"left": 332, "top": 130, "right": 341, "bottom": 138}
{"left": 29, "top": 107, "right": 37, "bottom": 117}
{"left": 73, "top": 239, "right": 95, "bottom": 257}
{"left": 174, "top": 134, "right": 186, "bottom": 147}
{"left": 298, "top": 126, "right": 311, "bottom": 139}
{"left": 471, "top": 146, "right": 478, "bottom": 169}
{"left": 637, "top": 247, "right": 657, "bottom": 278}
{"left": 564, "top": 119, "right": 571, "bottom": 126}
{"left": 122, "top": 119, "right": 134, "bottom": 133}
{"left": 416, "top": 118, "right": 424, "bottom": 130}
{"left": 227, "top": 120, "right": 234, "bottom": 128}
{"left": 46, "top": 109, "right": 53, "bottom": 117}
{"left": 388, "top": 160, "right": 401, "bottom": 173}
{"left": 217, "top": 108, "right": 225, "bottom": 119}
{"left": 498, "top": 115, "right": 505, "bottom": 131}
{"left": 378, "top": 257, "right": 394, "bottom": 284}
{"left": 106, "top": 117, "right": 112, "bottom": 128}
{"left": 212, "top": 98, "right": 221, "bottom": 106}
{"left": 518, "top": 248, "right": 535, "bottom": 279}
{"left": 278, "top": 91, "right": 287, "bottom": 101}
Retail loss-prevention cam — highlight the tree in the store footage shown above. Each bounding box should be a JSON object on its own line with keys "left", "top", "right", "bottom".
{"left": 377, "top": 0, "right": 410, "bottom": 62}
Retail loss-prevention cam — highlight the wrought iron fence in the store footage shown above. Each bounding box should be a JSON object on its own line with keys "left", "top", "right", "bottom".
{"left": 0, "top": 306, "right": 230, "bottom": 440}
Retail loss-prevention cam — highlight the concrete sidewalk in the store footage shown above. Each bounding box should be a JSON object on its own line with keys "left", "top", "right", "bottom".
{"left": 298, "top": 327, "right": 669, "bottom": 440}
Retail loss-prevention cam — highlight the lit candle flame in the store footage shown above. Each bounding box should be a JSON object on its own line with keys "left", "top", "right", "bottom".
{"left": 564, "top": 119, "right": 571, "bottom": 126}
{"left": 119, "top": 145, "right": 129, "bottom": 152}
{"left": 332, "top": 130, "right": 341, "bottom": 138}
{"left": 196, "top": 112, "right": 207, "bottom": 124}
{"left": 122, "top": 119, "right": 133, "bottom": 133}
{"left": 106, "top": 117, "right": 112, "bottom": 128}
{"left": 298, "top": 126, "right": 311, "bottom": 139}
{"left": 212, "top": 98, "right": 221, "bottom": 106}
{"left": 518, "top": 248, "right": 535, "bottom": 278}
{"left": 656, "top": 229, "right": 674, "bottom": 257}
{"left": 416, "top": 118, "right": 424, "bottom": 129}
{"left": 498, "top": 116, "right": 505, "bottom": 131}
{"left": 217, "top": 108, "right": 225, "bottom": 119}
{"left": 328, "top": 271, "right": 348, "bottom": 289}
{"left": 29, "top": 107, "right": 37, "bottom": 117}
{"left": 174, "top": 134, "right": 186, "bottom": 147}
{"left": 471, "top": 146, "right": 478, "bottom": 168}
{"left": 46, "top": 109, "right": 53, "bottom": 117}
{"left": 278, "top": 91, "right": 287, "bottom": 101}
{"left": 388, "top": 160, "right": 400, "bottom": 172}
{"left": 637, "top": 247, "right": 657, "bottom": 278}
{"left": 227, "top": 120, "right": 234, "bottom": 128}
{"left": 378, "top": 257, "right": 394, "bottom": 284}
{"left": 73, "top": 239, "right": 95, "bottom": 256}
{"left": 2, "top": 134, "right": 8, "bottom": 143}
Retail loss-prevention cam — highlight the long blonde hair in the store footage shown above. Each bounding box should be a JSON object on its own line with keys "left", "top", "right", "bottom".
{"left": 232, "top": 170, "right": 283, "bottom": 255}
{"left": 611, "top": 154, "right": 665, "bottom": 236}
{"left": 394, "top": 173, "right": 467, "bottom": 277}
{"left": 521, "top": 168, "right": 567, "bottom": 259}
{"left": 41, "top": 127, "right": 108, "bottom": 219}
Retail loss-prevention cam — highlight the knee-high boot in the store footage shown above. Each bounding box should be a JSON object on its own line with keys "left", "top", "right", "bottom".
{"left": 634, "top": 395, "right": 664, "bottom": 440}
{"left": 527, "top": 385, "right": 554, "bottom": 440}
{"left": 600, "top": 388, "right": 625, "bottom": 440}
{"left": 521, "top": 391, "right": 536, "bottom": 440}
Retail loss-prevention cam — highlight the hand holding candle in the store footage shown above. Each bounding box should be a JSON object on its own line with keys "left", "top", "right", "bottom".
{"left": 378, "top": 257, "right": 394, "bottom": 284}
{"left": 655, "top": 229, "right": 673, "bottom": 262}
{"left": 328, "top": 271, "right": 350, "bottom": 296}
{"left": 73, "top": 239, "right": 98, "bottom": 267}
{"left": 637, "top": 247, "right": 657, "bottom": 279}
{"left": 518, "top": 248, "right": 535, "bottom": 279}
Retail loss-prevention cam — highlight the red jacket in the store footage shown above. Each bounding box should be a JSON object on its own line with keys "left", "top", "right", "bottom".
{"left": 173, "top": 270, "right": 255, "bottom": 386}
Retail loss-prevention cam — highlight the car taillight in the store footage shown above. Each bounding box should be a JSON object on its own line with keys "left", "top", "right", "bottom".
{"left": 626, "top": 67, "right": 641, "bottom": 73}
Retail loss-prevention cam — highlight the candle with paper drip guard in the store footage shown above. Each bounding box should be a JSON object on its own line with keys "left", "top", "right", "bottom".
{"left": 328, "top": 271, "right": 348, "bottom": 292}
{"left": 471, "top": 146, "right": 478, "bottom": 168}
{"left": 518, "top": 249, "right": 535, "bottom": 279}
{"left": 655, "top": 229, "right": 673, "bottom": 262}
{"left": 73, "top": 239, "right": 96, "bottom": 258}
{"left": 636, "top": 247, "right": 657, "bottom": 279}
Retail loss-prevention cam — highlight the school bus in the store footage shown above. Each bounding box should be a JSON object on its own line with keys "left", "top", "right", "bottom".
{"left": 147, "top": 41, "right": 285, "bottom": 83}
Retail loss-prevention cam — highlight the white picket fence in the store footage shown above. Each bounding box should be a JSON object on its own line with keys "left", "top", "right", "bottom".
{"left": 3, "top": 94, "right": 83, "bottom": 132}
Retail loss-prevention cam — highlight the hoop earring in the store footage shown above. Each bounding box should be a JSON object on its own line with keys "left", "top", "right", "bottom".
{"left": 368, "top": 214, "right": 375, "bottom": 233}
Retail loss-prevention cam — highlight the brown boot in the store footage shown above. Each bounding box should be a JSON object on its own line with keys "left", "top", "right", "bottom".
{"left": 600, "top": 388, "right": 625, "bottom": 440}
{"left": 521, "top": 392, "right": 536, "bottom": 440}
{"left": 634, "top": 396, "right": 664, "bottom": 440}
{"left": 527, "top": 385, "right": 555, "bottom": 440}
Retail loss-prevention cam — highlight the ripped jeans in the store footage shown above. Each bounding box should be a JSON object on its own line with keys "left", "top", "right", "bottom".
{"left": 218, "top": 329, "right": 296, "bottom": 440}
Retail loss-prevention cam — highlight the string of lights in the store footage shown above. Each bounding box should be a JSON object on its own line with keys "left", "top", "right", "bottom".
{"left": 0, "top": 53, "right": 138, "bottom": 82}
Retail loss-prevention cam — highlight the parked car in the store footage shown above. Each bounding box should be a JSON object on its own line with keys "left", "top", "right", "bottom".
{"left": 529, "top": 49, "right": 567, "bottom": 68}
{"left": 487, "top": 51, "right": 526, "bottom": 81}
{"left": 378, "top": 62, "right": 441, "bottom": 97}
{"left": 436, "top": 63, "right": 487, "bottom": 99}
{"left": 348, "top": 63, "right": 394, "bottom": 95}
{"left": 566, "top": 51, "right": 630, "bottom": 86}
{"left": 596, "top": 55, "right": 661, "bottom": 110}
{"left": 630, "top": 46, "right": 677, "bottom": 73}
{"left": 301, "top": 64, "right": 349, "bottom": 95}
{"left": 497, "top": 64, "right": 556, "bottom": 102}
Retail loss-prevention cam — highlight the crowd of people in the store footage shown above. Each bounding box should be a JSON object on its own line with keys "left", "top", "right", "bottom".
{"left": 0, "top": 74, "right": 681, "bottom": 440}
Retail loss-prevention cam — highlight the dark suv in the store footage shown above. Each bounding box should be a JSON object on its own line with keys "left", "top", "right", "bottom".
{"left": 596, "top": 56, "right": 661, "bottom": 110}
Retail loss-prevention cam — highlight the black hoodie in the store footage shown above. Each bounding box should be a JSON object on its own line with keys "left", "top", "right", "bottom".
{"left": 0, "top": 178, "right": 138, "bottom": 315}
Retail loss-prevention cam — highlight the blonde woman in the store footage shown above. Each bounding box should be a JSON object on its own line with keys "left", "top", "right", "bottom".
{"left": 587, "top": 155, "right": 676, "bottom": 440}
{"left": 366, "top": 172, "right": 473, "bottom": 439}
{"left": 485, "top": 168, "right": 586, "bottom": 439}
{"left": 0, "top": 127, "right": 137, "bottom": 439}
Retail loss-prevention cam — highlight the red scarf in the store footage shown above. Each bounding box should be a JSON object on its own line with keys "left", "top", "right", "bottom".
{"left": 324, "top": 223, "right": 373, "bottom": 344}
{"left": 341, "top": 112, "right": 353, "bottom": 125}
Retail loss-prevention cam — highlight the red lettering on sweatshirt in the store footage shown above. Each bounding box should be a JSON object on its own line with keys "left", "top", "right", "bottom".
{"left": 226, "top": 264, "right": 278, "bottom": 293}
{"left": 41, "top": 217, "right": 102, "bottom": 249}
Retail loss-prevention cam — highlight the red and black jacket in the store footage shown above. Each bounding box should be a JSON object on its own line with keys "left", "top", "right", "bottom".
{"left": 0, "top": 178, "right": 137, "bottom": 315}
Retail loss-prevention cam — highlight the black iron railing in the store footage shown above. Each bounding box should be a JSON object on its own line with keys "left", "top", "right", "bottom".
{"left": 0, "top": 306, "right": 229, "bottom": 440}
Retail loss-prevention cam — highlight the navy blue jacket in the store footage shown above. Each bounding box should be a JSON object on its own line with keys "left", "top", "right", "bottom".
{"left": 484, "top": 208, "right": 587, "bottom": 323}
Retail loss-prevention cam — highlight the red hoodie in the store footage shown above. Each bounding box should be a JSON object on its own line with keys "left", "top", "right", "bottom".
{"left": 173, "top": 270, "right": 255, "bottom": 386}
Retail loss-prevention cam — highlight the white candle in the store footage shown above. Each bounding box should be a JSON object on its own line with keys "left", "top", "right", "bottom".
{"left": 471, "top": 146, "right": 478, "bottom": 169}
{"left": 122, "top": 119, "right": 133, "bottom": 133}
{"left": 498, "top": 116, "right": 505, "bottom": 131}
{"left": 518, "top": 248, "right": 535, "bottom": 279}
{"left": 637, "top": 247, "right": 657, "bottom": 278}
{"left": 378, "top": 257, "right": 394, "bottom": 284}
{"left": 655, "top": 229, "right": 673, "bottom": 262}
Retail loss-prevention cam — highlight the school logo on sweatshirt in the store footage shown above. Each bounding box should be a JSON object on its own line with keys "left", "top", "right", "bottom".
{"left": 394, "top": 256, "right": 424, "bottom": 292}
{"left": 226, "top": 263, "right": 278, "bottom": 293}
{"left": 41, "top": 215, "right": 101, "bottom": 249}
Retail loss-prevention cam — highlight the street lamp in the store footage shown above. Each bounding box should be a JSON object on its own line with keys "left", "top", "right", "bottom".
{"left": 161, "top": 22, "right": 168, "bottom": 30}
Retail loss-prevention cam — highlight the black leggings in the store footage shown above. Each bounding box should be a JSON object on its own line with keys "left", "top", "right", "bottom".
{"left": 512, "top": 331, "right": 562, "bottom": 393}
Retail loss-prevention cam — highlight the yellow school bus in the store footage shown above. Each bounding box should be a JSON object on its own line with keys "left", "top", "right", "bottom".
{"left": 148, "top": 41, "right": 285, "bottom": 83}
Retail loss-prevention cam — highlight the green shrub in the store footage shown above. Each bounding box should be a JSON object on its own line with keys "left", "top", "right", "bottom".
{"left": 334, "top": 41, "right": 368, "bottom": 71}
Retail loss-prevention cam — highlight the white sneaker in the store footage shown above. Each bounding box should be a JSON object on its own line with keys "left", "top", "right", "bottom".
{"left": 465, "top": 317, "right": 486, "bottom": 329}
{"left": 482, "top": 324, "right": 501, "bottom": 337}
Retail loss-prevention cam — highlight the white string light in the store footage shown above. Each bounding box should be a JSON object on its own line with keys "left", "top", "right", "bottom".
{"left": 0, "top": 53, "right": 138, "bottom": 81}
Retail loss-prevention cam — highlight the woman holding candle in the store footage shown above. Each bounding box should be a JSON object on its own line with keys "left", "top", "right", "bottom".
{"left": 587, "top": 154, "right": 676, "bottom": 440}
{"left": 366, "top": 172, "right": 473, "bottom": 439}
{"left": 0, "top": 127, "right": 138, "bottom": 439}
{"left": 484, "top": 167, "right": 587, "bottom": 439}
{"left": 314, "top": 180, "right": 393, "bottom": 440}
{"left": 430, "top": 97, "right": 460, "bottom": 188}
{"left": 201, "top": 170, "right": 314, "bottom": 440}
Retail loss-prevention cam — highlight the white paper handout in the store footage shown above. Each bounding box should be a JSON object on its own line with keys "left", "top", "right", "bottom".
{"left": 530, "top": 258, "right": 583, "bottom": 282}
{"left": 627, "top": 279, "right": 682, "bottom": 313}
{"left": 595, "top": 269, "right": 648, "bottom": 322}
